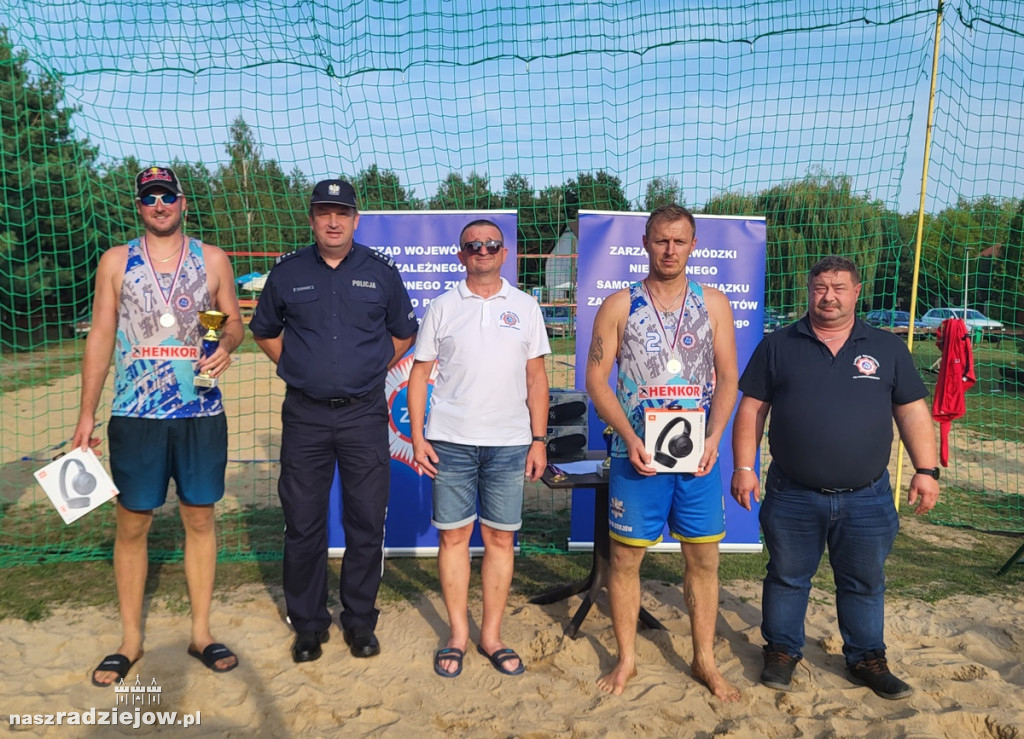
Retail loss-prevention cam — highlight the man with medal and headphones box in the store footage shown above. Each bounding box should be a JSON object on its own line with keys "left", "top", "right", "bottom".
{"left": 586, "top": 204, "right": 740, "bottom": 701}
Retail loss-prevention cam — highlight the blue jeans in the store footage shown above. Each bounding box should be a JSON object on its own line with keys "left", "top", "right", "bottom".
{"left": 430, "top": 440, "right": 528, "bottom": 531}
{"left": 759, "top": 464, "right": 899, "bottom": 666}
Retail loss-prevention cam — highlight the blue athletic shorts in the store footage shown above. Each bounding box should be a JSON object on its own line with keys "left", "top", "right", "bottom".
{"left": 607, "top": 456, "right": 725, "bottom": 546}
{"left": 430, "top": 440, "right": 528, "bottom": 531}
{"left": 108, "top": 414, "right": 228, "bottom": 511}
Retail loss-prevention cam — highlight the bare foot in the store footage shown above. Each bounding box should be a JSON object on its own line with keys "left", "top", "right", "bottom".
{"left": 597, "top": 659, "right": 637, "bottom": 696}
{"left": 692, "top": 661, "right": 740, "bottom": 702}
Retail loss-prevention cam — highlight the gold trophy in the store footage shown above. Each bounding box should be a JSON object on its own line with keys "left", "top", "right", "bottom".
{"left": 195, "top": 310, "right": 227, "bottom": 389}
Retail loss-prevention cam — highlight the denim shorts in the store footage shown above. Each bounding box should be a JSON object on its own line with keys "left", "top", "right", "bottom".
{"left": 607, "top": 456, "right": 725, "bottom": 546}
{"left": 430, "top": 440, "right": 529, "bottom": 531}
{"left": 108, "top": 414, "right": 227, "bottom": 511}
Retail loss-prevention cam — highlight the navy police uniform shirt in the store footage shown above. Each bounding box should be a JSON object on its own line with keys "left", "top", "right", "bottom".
{"left": 250, "top": 242, "right": 418, "bottom": 398}
{"left": 739, "top": 315, "right": 927, "bottom": 490}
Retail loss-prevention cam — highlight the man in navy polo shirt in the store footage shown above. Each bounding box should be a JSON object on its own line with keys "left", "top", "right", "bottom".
{"left": 731, "top": 256, "right": 940, "bottom": 699}
{"left": 250, "top": 179, "right": 418, "bottom": 663}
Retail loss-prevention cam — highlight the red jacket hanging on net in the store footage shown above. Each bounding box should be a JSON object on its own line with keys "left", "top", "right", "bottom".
{"left": 931, "top": 318, "right": 976, "bottom": 466}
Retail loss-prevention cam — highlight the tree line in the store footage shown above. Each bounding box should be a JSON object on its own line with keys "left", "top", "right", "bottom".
{"left": 1, "top": 29, "right": 1022, "bottom": 350}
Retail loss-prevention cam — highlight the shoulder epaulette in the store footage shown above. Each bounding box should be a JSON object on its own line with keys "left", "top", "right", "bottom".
{"left": 274, "top": 248, "right": 303, "bottom": 266}
{"left": 365, "top": 247, "right": 396, "bottom": 269}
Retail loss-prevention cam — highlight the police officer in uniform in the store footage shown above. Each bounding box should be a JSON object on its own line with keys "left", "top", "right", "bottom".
{"left": 250, "top": 179, "right": 417, "bottom": 663}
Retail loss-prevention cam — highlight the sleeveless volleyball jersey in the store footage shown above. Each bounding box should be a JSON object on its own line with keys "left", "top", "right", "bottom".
{"left": 613, "top": 280, "right": 714, "bottom": 457}
{"left": 111, "top": 237, "right": 223, "bottom": 419}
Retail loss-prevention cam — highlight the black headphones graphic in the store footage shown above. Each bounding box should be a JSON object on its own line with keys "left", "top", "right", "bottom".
{"left": 59, "top": 457, "right": 97, "bottom": 509}
{"left": 654, "top": 417, "right": 693, "bottom": 469}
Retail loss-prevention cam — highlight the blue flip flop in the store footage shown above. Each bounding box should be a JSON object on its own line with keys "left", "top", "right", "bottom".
{"left": 433, "top": 647, "right": 464, "bottom": 678}
{"left": 477, "top": 645, "right": 525, "bottom": 675}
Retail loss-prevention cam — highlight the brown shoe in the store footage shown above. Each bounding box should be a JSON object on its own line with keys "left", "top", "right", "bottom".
{"left": 760, "top": 645, "right": 799, "bottom": 691}
{"left": 847, "top": 650, "right": 913, "bottom": 700}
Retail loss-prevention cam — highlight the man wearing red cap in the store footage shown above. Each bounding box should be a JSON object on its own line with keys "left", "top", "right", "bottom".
{"left": 74, "top": 166, "right": 243, "bottom": 686}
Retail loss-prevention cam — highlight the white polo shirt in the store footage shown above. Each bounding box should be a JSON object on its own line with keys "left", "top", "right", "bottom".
{"left": 414, "top": 278, "right": 551, "bottom": 446}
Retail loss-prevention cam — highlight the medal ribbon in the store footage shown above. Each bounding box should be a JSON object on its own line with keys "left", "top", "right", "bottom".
{"left": 643, "top": 280, "right": 686, "bottom": 355}
{"left": 143, "top": 235, "right": 187, "bottom": 316}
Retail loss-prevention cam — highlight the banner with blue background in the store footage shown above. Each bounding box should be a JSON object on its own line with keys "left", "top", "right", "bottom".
{"left": 573, "top": 210, "right": 767, "bottom": 552}
{"left": 327, "top": 211, "right": 518, "bottom": 555}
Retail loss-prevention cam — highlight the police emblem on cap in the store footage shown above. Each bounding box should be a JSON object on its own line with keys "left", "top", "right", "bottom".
{"left": 329, "top": 184, "right": 340, "bottom": 196}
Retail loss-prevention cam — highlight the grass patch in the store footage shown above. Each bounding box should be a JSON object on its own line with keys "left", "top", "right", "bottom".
{"left": 913, "top": 339, "right": 1024, "bottom": 442}
{"left": 2, "top": 512, "right": 1021, "bottom": 622}
{"left": 0, "top": 340, "right": 85, "bottom": 393}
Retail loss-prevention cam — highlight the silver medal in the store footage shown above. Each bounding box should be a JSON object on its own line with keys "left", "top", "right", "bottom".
{"left": 667, "top": 358, "right": 682, "bottom": 374}
{"left": 159, "top": 312, "right": 176, "bottom": 328}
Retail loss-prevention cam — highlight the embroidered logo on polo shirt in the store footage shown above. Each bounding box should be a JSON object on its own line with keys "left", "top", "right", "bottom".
{"left": 499, "top": 310, "right": 521, "bottom": 329}
{"left": 353, "top": 280, "right": 377, "bottom": 289}
{"left": 293, "top": 285, "right": 315, "bottom": 292}
{"left": 853, "top": 354, "right": 881, "bottom": 379}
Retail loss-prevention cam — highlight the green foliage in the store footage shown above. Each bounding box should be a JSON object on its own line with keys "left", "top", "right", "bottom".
{"left": 564, "top": 170, "right": 631, "bottom": 220}
{"left": 428, "top": 171, "right": 501, "bottom": 210}
{"left": 351, "top": 163, "right": 422, "bottom": 210}
{"left": 706, "top": 170, "right": 905, "bottom": 314}
{"left": 643, "top": 176, "right": 684, "bottom": 211}
{"left": 0, "top": 29, "right": 98, "bottom": 348}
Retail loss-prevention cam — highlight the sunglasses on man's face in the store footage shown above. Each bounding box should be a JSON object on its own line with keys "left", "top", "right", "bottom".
{"left": 462, "top": 240, "right": 503, "bottom": 255}
{"left": 137, "top": 193, "right": 180, "bottom": 207}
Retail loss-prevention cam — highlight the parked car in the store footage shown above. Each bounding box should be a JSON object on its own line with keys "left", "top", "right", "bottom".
{"left": 542, "top": 305, "right": 574, "bottom": 337}
{"left": 864, "top": 309, "right": 911, "bottom": 329}
{"left": 919, "top": 307, "right": 1004, "bottom": 331}
{"left": 66, "top": 312, "right": 91, "bottom": 338}
{"left": 762, "top": 307, "right": 786, "bottom": 334}
{"left": 919, "top": 307, "right": 1005, "bottom": 341}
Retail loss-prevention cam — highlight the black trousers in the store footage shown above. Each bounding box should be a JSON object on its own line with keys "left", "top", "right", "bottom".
{"left": 278, "top": 386, "right": 390, "bottom": 632}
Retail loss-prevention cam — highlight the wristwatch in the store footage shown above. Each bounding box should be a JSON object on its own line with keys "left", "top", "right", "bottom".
{"left": 532, "top": 435, "right": 549, "bottom": 444}
{"left": 914, "top": 467, "right": 940, "bottom": 480}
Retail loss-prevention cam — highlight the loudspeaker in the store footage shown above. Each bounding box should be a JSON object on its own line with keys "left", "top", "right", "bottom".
{"left": 548, "top": 390, "right": 589, "bottom": 426}
{"left": 546, "top": 424, "right": 588, "bottom": 461}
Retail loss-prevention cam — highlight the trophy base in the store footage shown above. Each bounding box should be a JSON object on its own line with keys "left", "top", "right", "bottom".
{"left": 194, "top": 375, "right": 218, "bottom": 389}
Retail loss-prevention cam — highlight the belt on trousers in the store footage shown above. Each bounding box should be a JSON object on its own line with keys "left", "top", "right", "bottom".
{"left": 292, "top": 387, "right": 376, "bottom": 409}
{"left": 813, "top": 472, "right": 885, "bottom": 494}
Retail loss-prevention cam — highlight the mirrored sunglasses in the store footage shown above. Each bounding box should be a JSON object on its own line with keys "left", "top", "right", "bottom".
{"left": 462, "top": 240, "right": 503, "bottom": 255}
{"left": 137, "top": 193, "right": 180, "bottom": 206}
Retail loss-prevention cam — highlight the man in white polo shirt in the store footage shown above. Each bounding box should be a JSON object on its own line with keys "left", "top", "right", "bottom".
{"left": 408, "top": 218, "right": 550, "bottom": 679}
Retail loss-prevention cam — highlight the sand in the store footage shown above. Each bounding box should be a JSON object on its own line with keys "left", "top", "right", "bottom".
{"left": 3, "top": 578, "right": 1024, "bottom": 737}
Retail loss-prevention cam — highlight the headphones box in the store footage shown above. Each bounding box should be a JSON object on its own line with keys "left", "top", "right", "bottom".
{"left": 33, "top": 447, "right": 120, "bottom": 524}
{"left": 548, "top": 390, "right": 589, "bottom": 426}
{"left": 644, "top": 408, "right": 705, "bottom": 473}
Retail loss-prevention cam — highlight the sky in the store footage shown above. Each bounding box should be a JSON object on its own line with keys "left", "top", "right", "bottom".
{"left": 4, "top": 0, "right": 1023, "bottom": 214}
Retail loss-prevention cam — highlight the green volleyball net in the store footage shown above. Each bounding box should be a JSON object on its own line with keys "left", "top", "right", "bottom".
{"left": 2, "top": 1, "right": 1023, "bottom": 565}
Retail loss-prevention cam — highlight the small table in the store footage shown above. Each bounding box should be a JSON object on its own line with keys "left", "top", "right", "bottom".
{"left": 529, "top": 454, "right": 665, "bottom": 638}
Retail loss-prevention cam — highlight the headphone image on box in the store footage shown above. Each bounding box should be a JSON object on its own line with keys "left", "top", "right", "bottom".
{"left": 654, "top": 416, "right": 693, "bottom": 469}
{"left": 59, "top": 456, "right": 97, "bottom": 509}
